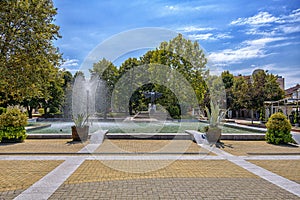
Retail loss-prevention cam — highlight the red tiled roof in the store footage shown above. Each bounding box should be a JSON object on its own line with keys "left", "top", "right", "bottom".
{"left": 285, "top": 84, "right": 300, "bottom": 95}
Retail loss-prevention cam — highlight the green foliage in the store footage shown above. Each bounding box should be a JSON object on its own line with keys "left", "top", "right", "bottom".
{"left": 0, "top": 106, "right": 28, "bottom": 127}
{"left": 265, "top": 112, "right": 293, "bottom": 145}
{"left": 72, "top": 113, "right": 89, "bottom": 128}
{"left": 0, "top": 0, "right": 62, "bottom": 104}
{"left": 167, "top": 105, "right": 180, "bottom": 119}
{"left": 38, "top": 108, "right": 45, "bottom": 115}
{"left": 205, "top": 100, "right": 226, "bottom": 128}
{"left": 0, "top": 127, "right": 27, "bottom": 142}
{"left": 0, "top": 107, "right": 6, "bottom": 115}
{"left": 0, "top": 106, "right": 27, "bottom": 142}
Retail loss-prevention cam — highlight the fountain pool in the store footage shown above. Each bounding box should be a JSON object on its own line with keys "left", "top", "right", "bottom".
{"left": 28, "top": 121, "right": 261, "bottom": 134}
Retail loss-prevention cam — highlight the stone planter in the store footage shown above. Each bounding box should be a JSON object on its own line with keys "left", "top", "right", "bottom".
{"left": 206, "top": 127, "right": 221, "bottom": 144}
{"left": 71, "top": 125, "right": 89, "bottom": 141}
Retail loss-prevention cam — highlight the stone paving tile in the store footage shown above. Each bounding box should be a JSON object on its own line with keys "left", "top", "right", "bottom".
{"left": 222, "top": 140, "right": 300, "bottom": 156}
{"left": 249, "top": 160, "right": 300, "bottom": 184}
{"left": 0, "top": 139, "right": 87, "bottom": 153}
{"left": 0, "top": 189, "right": 23, "bottom": 200}
{"left": 50, "top": 178, "right": 299, "bottom": 199}
{"left": 96, "top": 139, "right": 213, "bottom": 155}
{"left": 0, "top": 160, "right": 63, "bottom": 199}
{"left": 64, "top": 160, "right": 257, "bottom": 184}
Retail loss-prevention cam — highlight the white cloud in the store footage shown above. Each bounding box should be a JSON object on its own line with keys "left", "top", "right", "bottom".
{"left": 231, "top": 9, "right": 300, "bottom": 36}
{"left": 61, "top": 59, "right": 80, "bottom": 68}
{"left": 165, "top": 5, "right": 179, "bottom": 11}
{"left": 280, "top": 25, "right": 300, "bottom": 34}
{"left": 230, "top": 11, "right": 279, "bottom": 26}
{"left": 215, "top": 33, "right": 233, "bottom": 40}
{"left": 178, "top": 26, "right": 215, "bottom": 33}
{"left": 245, "top": 37, "right": 286, "bottom": 46}
{"left": 187, "top": 32, "right": 232, "bottom": 41}
{"left": 281, "top": 8, "right": 300, "bottom": 23}
{"left": 188, "top": 33, "right": 214, "bottom": 40}
{"left": 208, "top": 37, "right": 286, "bottom": 64}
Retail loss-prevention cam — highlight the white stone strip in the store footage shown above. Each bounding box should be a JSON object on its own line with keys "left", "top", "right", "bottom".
{"left": 0, "top": 156, "right": 74, "bottom": 161}
{"left": 229, "top": 158, "right": 300, "bottom": 197}
{"left": 86, "top": 155, "right": 225, "bottom": 160}
{"left": 200, "top": 144, "right": 300, "bottom": 198}
{"left": 0, "top": 155, "right": 223, "bottom": 161}
{"left": 14, "top": 131, "right": 107, "bottom": 199}
{"left": 14, "top": 157, "right": 85, "bottom": 200}
{"left": 77, "top": 130, "right": 107, "bottom": 153}
{"left": 240, "top": 155, "right": 300, "bottom": 160}
{"left": 2, "top": 154, "right": 299, "bottom": 161}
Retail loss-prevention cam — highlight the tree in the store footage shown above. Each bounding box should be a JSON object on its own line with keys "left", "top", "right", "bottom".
{"left": 221, "top": 71, "right": 234, "bottom": 114}
{"left": 90, "top": 58, "right": 119, "bottom": 118}
{"left": 0, "top": 0, "right": 62, "bottom": 105}
{"left": 138, "top": 34, "right": 208, "bottom": 116}
{"left": 232, "top": 76, "right": 251, "bottom": 117}
{"left": 157, "top": 34, "right": 208, "bottom": 106}
{"left": 117, "top": 58, "right": 140, "bottom": 115}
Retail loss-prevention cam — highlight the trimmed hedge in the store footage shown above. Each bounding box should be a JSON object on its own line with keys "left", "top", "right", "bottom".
{"left": 265, "top": 112, "right": 293, "bottom": 145}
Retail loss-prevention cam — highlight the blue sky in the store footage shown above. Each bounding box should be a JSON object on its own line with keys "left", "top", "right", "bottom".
{"left": 53, "top": 0, "right": 300, "bottom": 89}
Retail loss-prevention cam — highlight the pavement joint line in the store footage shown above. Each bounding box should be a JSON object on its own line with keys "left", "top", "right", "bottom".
{"left": 0, "top": 155, "right": 225, "bottom": 161}
{"left": 200, "top": 144, "right": 300, "bottom": 197}
{"left": 1, "top": 154, "right": 300, "bottom": 161}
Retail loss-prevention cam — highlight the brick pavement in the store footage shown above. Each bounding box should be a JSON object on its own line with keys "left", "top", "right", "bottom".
{"left": 0, "top": 139, "right": 87, "bottom": 154}
{"left": 96, "top": 139, "right": 213, "bottom": 155}
{"left": 0, "top": 160, "right": 63, "bottom": 199}
{"left": 249, "top": 160, "right": 300, "bottom": 184}
{"left": 0, "top": 138, "right": 299, "bottom": 199}
{"left": 222, "top": 140, "right": 300, "bottom": 156}
{"left": 49, "top": 178, "right": 299, "bottom": 200}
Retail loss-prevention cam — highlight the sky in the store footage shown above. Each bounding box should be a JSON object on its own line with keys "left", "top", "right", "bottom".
{"left": 53, "top": 0, "right": 300, "bottom": 89}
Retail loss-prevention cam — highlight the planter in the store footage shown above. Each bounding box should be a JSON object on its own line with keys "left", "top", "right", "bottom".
{"left": 71, "top": 125, "right": 89, "bottom": 141}
{"left": 206, "top": 127, "right": 221, "bottom": 144}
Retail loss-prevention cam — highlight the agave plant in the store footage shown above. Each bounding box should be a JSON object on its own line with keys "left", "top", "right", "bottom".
{"left": 72, "top": 113, "right": 89, "bottom": 128}
{"left": 205, "top": 100, "right": 224, "bottom": 128}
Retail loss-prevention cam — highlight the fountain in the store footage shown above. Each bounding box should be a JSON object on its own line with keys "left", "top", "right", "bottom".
{"left": 72, "top": 73, "right": 101, "bottom": 119}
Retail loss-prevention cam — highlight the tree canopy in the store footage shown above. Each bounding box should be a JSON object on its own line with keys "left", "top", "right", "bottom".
{"left": 0, "top": 0, "right": 62, "bottom": 105}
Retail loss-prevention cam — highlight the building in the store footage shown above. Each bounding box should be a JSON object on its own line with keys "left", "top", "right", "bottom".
{"left": 264, "top": 84, "right": 300, "bottom": 123}
{"left": 285, "top": 84, "right": 300, "bottom": 99}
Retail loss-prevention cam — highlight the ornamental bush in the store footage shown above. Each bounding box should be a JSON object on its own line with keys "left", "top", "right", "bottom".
{"left": 0, "top": 106, "right": 27, "bottom": 142}
{"left": 265, "top": 112, "right": 293, "bottom": 145}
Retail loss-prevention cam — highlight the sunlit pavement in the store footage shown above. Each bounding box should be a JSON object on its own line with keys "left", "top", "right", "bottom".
{"left": 0, "top": 136, "right": 299, "bottom": 199}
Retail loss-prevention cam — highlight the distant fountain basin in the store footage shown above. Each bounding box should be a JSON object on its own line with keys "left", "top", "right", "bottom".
{"left": 28, "top": 121, "right": 261, "bottom": 134}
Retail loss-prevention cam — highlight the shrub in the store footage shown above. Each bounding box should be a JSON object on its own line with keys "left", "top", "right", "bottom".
{"left": 0, "top": 107, "right": 6, "bottom": 115}
{"left": 38, "top": 108, "right": 45, "bottom": 115}
{"left": 265, "top": 112, "right": 293, "bottom": 145}
{"left": 0, "top": 106, "right": 27, "bottom": 142}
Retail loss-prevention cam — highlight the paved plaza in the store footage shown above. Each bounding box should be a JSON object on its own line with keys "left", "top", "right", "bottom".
{"left": 0, "top": 134, "right": 300, "bottom": 199}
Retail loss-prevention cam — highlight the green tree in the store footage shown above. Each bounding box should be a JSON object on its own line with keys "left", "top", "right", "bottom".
{"left": 117, "top": 58, "right": 141, "bottom": 115}
{"left": 91, "top": 58, "right": 119, "bottom": 118}
{"left": 138, "top": 34, "right": 208, "bottom": 116}
{"left": 0, "top": 0, "right": 62, "bottom": 105}
{"left": 250, "top": 71, "right": 284, "bottom": 121}
{"left": 221, "top": 71, "right": 234, "bottom": 112}
{"left": 157, "top": 34, "right": 208, "bottom": 105}
{"left": 232, "top": 76, "right": 251, "bottom": 117}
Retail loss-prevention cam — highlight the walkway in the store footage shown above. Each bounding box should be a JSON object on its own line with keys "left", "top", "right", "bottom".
{"left": 0, "top": 132, "right": 299, "bottom": 199}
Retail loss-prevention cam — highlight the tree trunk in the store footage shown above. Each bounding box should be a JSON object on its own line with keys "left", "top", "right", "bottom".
{"left": 26, "top": 106, "right": 33, "bottom": 119}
